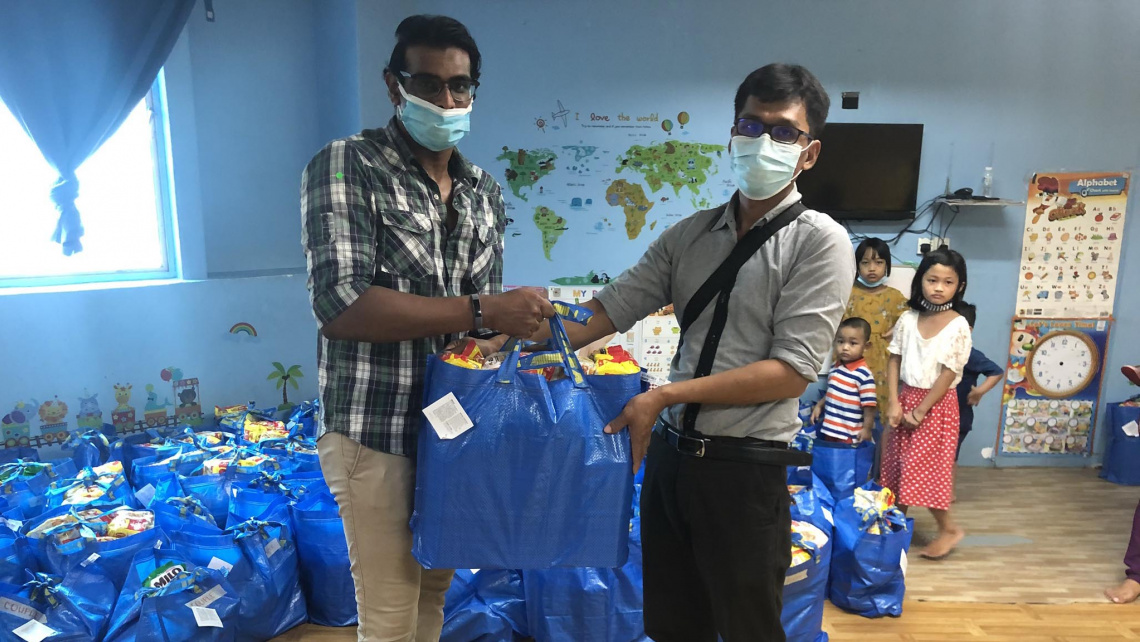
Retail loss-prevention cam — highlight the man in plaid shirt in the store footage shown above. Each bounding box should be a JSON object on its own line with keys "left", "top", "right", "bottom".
{"left": 300, "top": 15, "right": 553, "bottom": 641}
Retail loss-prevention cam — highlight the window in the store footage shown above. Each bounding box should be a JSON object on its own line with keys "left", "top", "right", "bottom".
{"left": 0, "top": 73, "right": 176, "bottom": 287}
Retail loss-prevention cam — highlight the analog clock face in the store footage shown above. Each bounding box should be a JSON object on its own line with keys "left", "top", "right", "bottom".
{"left": 1027, "top": 331, "right": 1098, "bottom": 399}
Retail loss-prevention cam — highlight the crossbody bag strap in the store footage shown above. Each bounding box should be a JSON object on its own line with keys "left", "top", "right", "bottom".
{"left": 680, "top": 200, "right": 807, "bottom": 434}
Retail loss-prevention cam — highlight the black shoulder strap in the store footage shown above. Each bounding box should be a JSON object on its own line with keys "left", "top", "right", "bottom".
{"left": 680, "top": 200, "right": 807, "bottom": 434}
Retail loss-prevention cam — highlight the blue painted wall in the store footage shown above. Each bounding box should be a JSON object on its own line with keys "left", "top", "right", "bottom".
{"left": 186, "top": 0, "right": 322, "bottom": 276}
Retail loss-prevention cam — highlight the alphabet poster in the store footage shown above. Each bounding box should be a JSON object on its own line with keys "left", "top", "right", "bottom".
{"left": 1016, "top": 171, "right": 1129, "bottom": 318}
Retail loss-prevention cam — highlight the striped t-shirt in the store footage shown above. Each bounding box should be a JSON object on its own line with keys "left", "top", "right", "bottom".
{"left": 821, "top": 358, "right": 877, "bottom": 441}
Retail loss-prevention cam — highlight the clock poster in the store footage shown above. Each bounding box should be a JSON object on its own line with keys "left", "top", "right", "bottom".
{"left": 1016, "top": 171, "right": 1129, "bottom": 318}
{"left": 998, "top": 318, "right": 1111, "bottom": 456}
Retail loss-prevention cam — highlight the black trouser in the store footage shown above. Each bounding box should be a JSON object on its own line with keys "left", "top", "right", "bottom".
{"left": 956, "top": 406, "right": 973, "bottom": 461}
{"left": 642, "top": 431, "right": 791, "bottom": 642}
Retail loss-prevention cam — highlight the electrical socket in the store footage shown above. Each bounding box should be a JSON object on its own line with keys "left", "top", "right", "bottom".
{"left": 917, "top": 236, "right": 951, "bottom": 254}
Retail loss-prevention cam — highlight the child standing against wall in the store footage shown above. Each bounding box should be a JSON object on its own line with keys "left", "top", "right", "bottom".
{"left": 954, "top": 303, "right": 1004, "bottom": 462}
{"left": 811, "top": 317, "right": 877, "bottom": 444}
{"left": 884, "top": 249, "right": 973, "bottom": 560}
{"left": 846, "top": 239, "right": 910, "bottom": 420}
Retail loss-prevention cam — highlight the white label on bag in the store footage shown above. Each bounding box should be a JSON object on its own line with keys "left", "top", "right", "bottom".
{"left": 900, "top": 550, "right": 909, "bottom": 576}
{"left": 264, "top": 538, "right": 281, "bottom": 558}
{"left": 784, "top": 570, "right": 808, "bottom": 586}
{"left": 0, "top": 599, "right": 46, "bottom": 624}
{"left": 80, "top": 553, "right": 100, "bottom": 568}
{"left": 185, "top": 585, "right": 227, "bottom": 609}
{"left": 135, "top": 484, "right": 156, "bottom": 507}
{"left": 822, "top": 507, "right": 834, "bottom": 526}
{"left": 191, "top": 606, "right": 223, "bottom": 628}
{"left": 423, "top": 393, "right": 474, "bottom": 440}
{"left": 5, "top": 519, "right": 21, "bottom": 533}
{"left": 207, "top": 557, "right": 233, "bottom": 575}
{"left": 13, "top": 620, "right": 56, "bottom": 642}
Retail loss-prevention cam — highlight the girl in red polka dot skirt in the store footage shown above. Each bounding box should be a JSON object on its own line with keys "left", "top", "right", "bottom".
{"left": 884, "top": 249, "right": 972, "bottom": 560}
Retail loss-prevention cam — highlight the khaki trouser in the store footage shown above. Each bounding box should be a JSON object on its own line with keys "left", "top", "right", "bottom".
{"left": 318, "top": 432, "right": 454, "bottom": 642}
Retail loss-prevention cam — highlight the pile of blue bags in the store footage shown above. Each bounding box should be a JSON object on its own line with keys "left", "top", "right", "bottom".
{"left": 792, "top": 398, "right": 915, "bottom": 622}
{"left": 0, "top": 401, "right": 358, "bottom": 641}
{"left": 440, "top": 467, "right": 845, "bottom": 642}
{"left": 440, "top": 471, "right": 647, "bottom": 642}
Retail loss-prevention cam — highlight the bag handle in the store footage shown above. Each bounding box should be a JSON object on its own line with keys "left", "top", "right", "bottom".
{"left": 495, "top": 301, "right": 591, "bottom": 389}
{"left": 66, "top": 429, "right": 111, "bottom": 452}
{"left": 165, "top": 496, "right": 217, "bottom": 524}
{"left": 22, "top": 572, "right": 63, "bottom": 607}
{"left": 225, "top": 517, "right": 285, "bottom": 541}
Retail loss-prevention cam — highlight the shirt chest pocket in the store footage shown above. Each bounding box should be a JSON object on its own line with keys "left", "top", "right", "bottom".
{"left": 467, "top": 222, "right": 500, "bottom": 292}
{"left": 378, "top": 210, "right": 436, "bottom": 282}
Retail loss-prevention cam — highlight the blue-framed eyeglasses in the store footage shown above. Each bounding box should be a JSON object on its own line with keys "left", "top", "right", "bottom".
{"left": 734, "top": 118, "right": 811, "bottom": 144}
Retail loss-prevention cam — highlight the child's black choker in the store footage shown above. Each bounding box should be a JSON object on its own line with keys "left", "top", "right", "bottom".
{"left": 919, "top": 298, "right": 953, "bottom": 312}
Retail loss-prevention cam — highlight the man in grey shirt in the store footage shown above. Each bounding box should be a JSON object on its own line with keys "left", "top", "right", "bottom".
{"left": 558, "top": 64, "right": 854, "bottom": 641}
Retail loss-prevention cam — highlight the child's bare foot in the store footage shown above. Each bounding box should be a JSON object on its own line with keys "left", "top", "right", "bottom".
{"left": 920, "top": 527, "right": 964, "bottom": 560}
{"left": 1105, "top": 579, "right": 1140, "bottom": 604}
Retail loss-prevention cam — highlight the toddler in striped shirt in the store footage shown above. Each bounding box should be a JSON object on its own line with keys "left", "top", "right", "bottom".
{"left": 811, "top": 317, "right": 877, "bottom": 444}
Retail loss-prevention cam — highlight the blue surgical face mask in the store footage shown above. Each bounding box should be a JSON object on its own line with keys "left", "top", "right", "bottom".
{"left": 857, "top": 275, "right": 887, "bottom": 288}
{"left": 730, "top": 134, "right": 806, "bottom": 201}
{"left": 396, "top": 84, "right": 472, "bottom": 152}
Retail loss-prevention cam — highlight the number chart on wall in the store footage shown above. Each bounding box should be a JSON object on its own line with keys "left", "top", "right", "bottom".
{"left": 997, "top": 318, "right": 1111, "bottom": 456}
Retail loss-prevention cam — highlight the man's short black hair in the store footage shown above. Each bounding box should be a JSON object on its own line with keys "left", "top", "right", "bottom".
{"left": 959, "top": 302, "right": 977, "bottom": 328}
{"left": 734, "top": 63, "right": 830, "bottom": 137}
{"left": 839, "top": 317, "right": 872, "bottom": 342}
{"left": 387, "top": 15, "right": 482, "bottom": 81}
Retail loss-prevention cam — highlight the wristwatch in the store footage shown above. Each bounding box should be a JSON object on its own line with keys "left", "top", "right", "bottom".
{"left": 470, "top": 293, "right": 485, "bottom": 331}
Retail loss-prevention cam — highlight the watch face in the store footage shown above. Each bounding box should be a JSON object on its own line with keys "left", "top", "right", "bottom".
{"left": 1028, "top": 331, "right": 1097, "bottom": 398}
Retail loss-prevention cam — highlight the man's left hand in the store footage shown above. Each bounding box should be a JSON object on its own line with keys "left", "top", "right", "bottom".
{"left": 966, "top": 387, "right": 985, "bottom": 406}
{"left": 605, "top": 388, "right": 668, "bottom": 474}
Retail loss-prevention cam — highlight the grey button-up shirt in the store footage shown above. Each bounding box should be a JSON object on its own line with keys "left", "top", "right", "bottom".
{"left": 595, "top": 187, "right": 855, "bottom": 443}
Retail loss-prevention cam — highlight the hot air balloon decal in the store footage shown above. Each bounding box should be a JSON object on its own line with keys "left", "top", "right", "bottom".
{"left": 677, "top": 111, "right": 689, "bottom": 128}
{"left": 661, "top": 119, "right": 674, "bottom": 134}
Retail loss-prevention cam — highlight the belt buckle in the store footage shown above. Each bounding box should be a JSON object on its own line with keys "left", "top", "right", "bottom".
{"left": 674, "top": 431, "right": 707, "bottom": 458}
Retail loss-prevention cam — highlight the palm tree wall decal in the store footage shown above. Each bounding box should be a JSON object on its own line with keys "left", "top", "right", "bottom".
{"left": 268, "top": 362, "right": 304, "bottom": 410}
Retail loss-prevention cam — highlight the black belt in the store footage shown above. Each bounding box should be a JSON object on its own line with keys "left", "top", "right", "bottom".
{"left": 655, "top": 420, "right": 812, "bottom": 468}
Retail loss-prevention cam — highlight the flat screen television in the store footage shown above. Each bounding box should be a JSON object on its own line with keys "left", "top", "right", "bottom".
{"left": 797, "top": 123, "right": 923, "bottom": 220}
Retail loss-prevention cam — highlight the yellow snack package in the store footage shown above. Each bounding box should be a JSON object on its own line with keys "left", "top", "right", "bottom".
{"left": 104, "top": 509, "right": 155, "bottom": 538}
{"left": 243, "top": 416, "right": 288, "bottom": 443}
{"left": 790, "top": 520, "right": 829, "bottom": 565}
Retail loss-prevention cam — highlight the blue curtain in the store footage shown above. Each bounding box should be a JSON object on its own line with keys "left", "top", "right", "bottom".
{"left": 0, "top": 0, "right": 195, "bottom": 255}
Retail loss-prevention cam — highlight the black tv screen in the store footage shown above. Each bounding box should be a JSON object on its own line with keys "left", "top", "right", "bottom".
{"left": 797, "top": 123, "right": 923, "bottom": 220}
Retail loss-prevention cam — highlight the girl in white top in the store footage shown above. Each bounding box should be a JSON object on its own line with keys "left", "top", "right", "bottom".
{"left": 884, "top": 249, "right": 972, "bottom": 560}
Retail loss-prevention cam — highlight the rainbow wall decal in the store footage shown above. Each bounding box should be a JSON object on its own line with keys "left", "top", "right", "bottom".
{"left": 229, "top": 322, "right": 257, "bottom": 337}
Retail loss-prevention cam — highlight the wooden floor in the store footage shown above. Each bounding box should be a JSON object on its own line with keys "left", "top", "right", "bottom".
{"left": 277, "top": 602, "right": 1140, "bottom": 641}
{"left": 273, "top": 467, "right": 1140, "bottom": 641}
{"left": 905, "top": 467, "right": 1136, "bottom": 604}
{"left": 821, "top": 602, "right": 1140, "bottom": 641}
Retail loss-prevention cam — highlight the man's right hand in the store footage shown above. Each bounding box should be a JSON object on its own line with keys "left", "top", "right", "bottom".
{"left": 483, "top": 289, "right": 556, "bottom": 338}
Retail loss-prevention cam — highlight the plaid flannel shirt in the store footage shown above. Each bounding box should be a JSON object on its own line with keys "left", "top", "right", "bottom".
{"left": 301, "top": 118, "right": 506, "bottom": 456}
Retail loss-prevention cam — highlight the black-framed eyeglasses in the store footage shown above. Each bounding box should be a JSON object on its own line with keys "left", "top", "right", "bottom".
{"left": 396, "top": 70, "right": 479, "bottom": 104}
{"left": 734, "top": 118, "right": 811, "bottom": 145}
